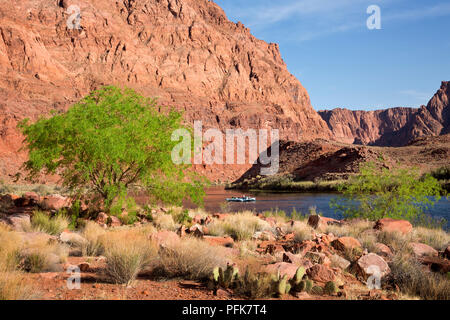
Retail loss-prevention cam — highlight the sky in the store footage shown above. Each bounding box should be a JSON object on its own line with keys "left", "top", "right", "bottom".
{"left": 214, "top": 0, "right": 450, "bottom": 111}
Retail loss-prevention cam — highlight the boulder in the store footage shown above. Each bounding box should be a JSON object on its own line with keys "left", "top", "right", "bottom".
{"left": 356, "top": 253, "right": 390, "bottom": 279}
{"left": 373, "top": 243, "right": 393, "bottom": 258}
{"left": 374, "top": 218, "right": 412, "bottom": 234}
{"left": 444, "top": 246, "right": 450, "bottom": 260}
{"left": 409, "top": 243, "right": 438, "bottom": 258}
{"left": 203, "top": 235, "right": 234, "bottom": 247}
{"left": 188, "top": 224, "right": 204, "bottom": 237}
{"left": 150, "top": 230, "right": 180, "bottom": 246}
{"left": 108, "top": 216, "right": 122, "bottom": 227}
{"left": 331, "top": 237, "right": 362, "bottom": 252}
{"left": 252, "top": 230, "right": 276, "bottom": 241}
{"left": 307, "top": 215, "right": 341, "bottom": 229}
{"left": 330, "top": 254, "right": 351, "bottom": 270}
{"left": 78, "top": 262, "right": 91, "bottom": 272}
{"left": 419, "top": 256, "right": 450, "bottom": 273}
{"left": 39, "top": 194, "right": 71, "bottom": 211}
{"left": 14, "top": 192, "right": 40, "bottom": 207}
{"left": 59, "top": 230, "right": 88, "bottom": 245}
{"left": 306, "top": 264, "right": 336, "bottom": 283}
{"left": 265, "top": 262, "right": 300, "bottom": 279}
{"left": 2, "top": 213, "right": 30, "bottom": 231}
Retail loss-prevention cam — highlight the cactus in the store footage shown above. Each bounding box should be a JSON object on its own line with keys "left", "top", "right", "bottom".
{"left": 304, "top": 279, "right": 313, "bottom": 292}
{"left": 292, "top": 267, "right": 305, "bottom": 285}
{"left": 324, "top": 281, "right": 338, "bottom": 295}
{"left": 213, "top": 267, "right": 220, "bottom": 282}
{"left": 275, "top": 274, "right": 290, "bottom": 296}
{"left": 217, "top": 264, "right": 239, "bottom": 289}
{"left": 311, "top": 285, "right": 324, "bottom": 295}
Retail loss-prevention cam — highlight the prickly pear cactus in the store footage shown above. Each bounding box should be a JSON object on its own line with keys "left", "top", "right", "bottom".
{"left": 311, "top": 285, "right": 324, "bottom": 295}
{"left": 293, "top": 267, "right": 305, "bottom": 285}
{"left": 324, "top": 281, "right": 338, "bottom": 295}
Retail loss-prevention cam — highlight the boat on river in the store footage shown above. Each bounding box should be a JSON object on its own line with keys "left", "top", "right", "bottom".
{"left": 226, "top": 196, "right": 256, "bottom": 202}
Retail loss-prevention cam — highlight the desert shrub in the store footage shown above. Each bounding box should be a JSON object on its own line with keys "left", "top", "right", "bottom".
{"left": 101, "top": 229, "right": 158, "bottom": 285}
{"left": 156, "top": 237, "right": 228, "bottom": 280}
{"left": 357, "top": 231, "right": 378, "bottom": 252}
{"left": 411, "top": 227, "right": 450, "bottom": 251}
{"left": 18, "top": 235, "right": 68, "bottom": 273}
{"left": 430, "top": 166, "right": 450, "bottom": 181}
{"left": 233, "top": 268, "right": 274, "bottom": 299}
{"left": 19, "top": 86, "right": 206, "bottom": 212}
{"left": 376, "top": 231, "right": 412, "bottom": 254}
{"left": 0, "top": 224, "right": 22, "bottom": 271}
{"left": 208, "top": 212, "right": 270, "bottom": 241}
{"left": 285, "top": 221, "right": 313, "bottom": 242}
{"left": 79, "top": 221, "right": 106, "bottom": 256}
{"left": 324, "top": 220, "right": 372, "bottom": 238}
{"left": 27, "top": 211, "right": 70, "bottom": 235}
{"left": 0, "top": 271, "right": 39, "bottom": 300}
{"left": 331, "top": 162, "right": 443, "bottom": 223}
{"left": 385, "top": 252, "right": 450, "bottom": 300}
{"left": 153, "top": 213, "right": 177, "bottom": 231}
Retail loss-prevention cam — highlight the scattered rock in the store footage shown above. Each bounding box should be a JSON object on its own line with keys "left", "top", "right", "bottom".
{"left": 78, "top": 262, "right": 91, "bottom": 272}
{"left": 188, "top": 224, "right": 204, "bottom": 237}
{"left": 307, "top": 215, "right": 341, "bottom": 229}
{"left": 265, "top": 262, "right": 300, "bottom": 279}
{"left": 330, "top": 254, "right": 351, "bottom": 270}
{"left": 374, "top": 218, "right": 412, "bottom": 234}
{"left": 356, "top": 253, "right": 390, "bottom": 279}
{"left": 212, "top": 213, "right": 229, "bottom": 220}
{"left": 306, "top": 264, "right": 336, "bottom": 283}
{"left": 95, "top": 212, "right": 108, "bottom": 225}
{"left": 252, "top": 231, "right": 276, "bottom": 241}
{"left": 409, "top": 243, "right": 438, "bottom": 258}
{"left": 203, "top": 236, "right": 234, "bottom": 247}
{"left": 39, "top": 194, "right": 71, "bottom": 211}
{"left": 2, "top": 213, "right": 30, "bottom": 231}
{"left": 304, "top": 251, "right": 331, "bottom": 266}
{"left": 419, "top": 256, "right": 450, "bottom": 273}
{"left": 177, "top": 225, "right": 187, "bottom": 238}
{"left": 373, "top": 243, "right": 393, "bottom": 258}
{"left": 0, "top": 194, "right": 16, "bottom": 210}
{"left": 444, "top": 246, "right": 450, "bottom": 260}
{"left": 331, "top": 237, "right": 362, "bottom": 252}
{"left": 108, "top": 216, "right": 122, "bottom": 227}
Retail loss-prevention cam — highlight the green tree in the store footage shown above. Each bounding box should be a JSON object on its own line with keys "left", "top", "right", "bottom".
{"left": 331, "top": 162, "right": 444, "bottom": 223}
{"left": 19, "top": 86, "right": 206, "bottom": 211}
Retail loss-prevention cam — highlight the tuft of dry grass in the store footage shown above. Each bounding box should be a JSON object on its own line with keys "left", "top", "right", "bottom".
{"left": 376, "top": 231, "right": 412, "bottom": 254}
{"left": 79, "top": 221, "right": 106, "bottom": 257}
{"left": 324, "top": 220, "right": 373, "bottom": 238}
{"left": 208, "top": 211, "right": 270, "bottom": 241}
{"left": 0, "top": 223, "right": 22, "bottom": 271}
{"left": 285, "top": 221, "right": 314, "bottom": 242}
{"left": 152, "top": 213, "right": 177, "bottom": 231}
{"left": 101, "top": 228, "right": 158, "bottom": 285}
{"left": 24, "top": 211, "right": 70, "bottom": 236}
{"left": 0, "top": 271, "right": 40, "bottom": 300}
{"left": 411, "top": 227, "right": 450, "bottom": 251}
{"left": 385, "top": 252, "right": 450, "bottom": 300}
{"left": 156, "top": 236, "right": 229, "bottom": 280}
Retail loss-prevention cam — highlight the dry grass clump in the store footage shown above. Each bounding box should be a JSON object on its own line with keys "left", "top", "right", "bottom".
{"left": 0, "top": 223, "right": 22, "bottom": 271}
{"left": 411, "top": 227, "right": 450, "bottom": 251}
{"left": 0, "top": 271, "right": 39, "bottom": 300}
{"left": 324, "top": 220, "right": 373, "bottom": 238}
{"left": 79, "top": 221, "right": 107, "bottom": 256}
{"left": 385, "top": 252, "right": 450, "bottom": 300}
{"left": 208, "top": 211, "right": 270, "bottom": 241}
{"left": 24, "top": 211, "right": 70, "bottom": 236}
{"left": 156, "top": 236, "right": 229, "bottom": 280}
{"left": 18, "top": 234, "right": 69, "bottom": 273}
{"left": 152, "top": 213, "right": 177, "bottom": 231}
{"left": 233, "top": 268, "right": 274, "bottom": 299}
{"left": 376, "top": 231, "right": 412, "bottom": 254}
{"left": 101, "top": 229, "right": 158, "bottom": 285}
{"left": 285, "top": 221, "right": 314, "bottom": 242}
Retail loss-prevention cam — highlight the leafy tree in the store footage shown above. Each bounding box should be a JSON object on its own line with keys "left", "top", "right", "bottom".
{"left": 19, "top": 86, "right": 206, "bottom": 211}
{"left": 331, "top": 162, "right": 444, "bottom": 223}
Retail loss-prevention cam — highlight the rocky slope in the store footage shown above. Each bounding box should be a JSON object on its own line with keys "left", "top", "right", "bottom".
{"left": 319, "top": 82, "right": 450, "bottom": 147}
{"left": 0, "top": 0, "right": 331, "bottom": 181}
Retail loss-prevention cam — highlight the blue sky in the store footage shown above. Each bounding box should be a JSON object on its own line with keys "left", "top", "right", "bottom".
{"left": 214, "top": 0, "right": 450, "bottom": 111}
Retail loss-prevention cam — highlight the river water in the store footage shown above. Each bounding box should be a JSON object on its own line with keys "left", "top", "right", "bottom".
{"left": 187, "top": 187, "right": 450, "bottom": 230}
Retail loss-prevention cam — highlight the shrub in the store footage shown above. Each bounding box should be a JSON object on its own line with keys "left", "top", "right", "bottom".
{"left": 156, "top": 237, "right": 229, "bottom": 280}
{"left": 208, "top": 212, "right": 270, "bottom": 241}
{"left": 285, "top": 221, "right": 313, "bottom": 242}
{"left": 331, "top": 162, "right": 443, "bottom": 222}
{"left": 233, "top": 270, "right": 274, "bottom": 299}
{"left": 101, "top": 229, "right": 158, "bottom": 285}
{"left": 0, "top": 224, "right": 22, "bottom": 271}
{"left": 27, "top": 211, "right": 70, "bottom": 235}
{"left": 79, "top": 221, "right": 106, "bottom": 256}
{"left": 0, "top": 271, "right": 39, "bottom": 300}
{"left": 385, "top": 252, "right": 450, "bottom": 300}
{"left": 376, "top": 231, "right": 412, "bottom": 254}
{"left": 153, "top": 213, "right": 177, "bottom": 231}
{"left": 19, "top": 86, "right": 206, "bottom": 211}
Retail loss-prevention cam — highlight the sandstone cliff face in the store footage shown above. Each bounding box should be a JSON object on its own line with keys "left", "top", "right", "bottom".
{"left": 0, "top": 0, "right": 331, "bottom": 181}
{"left": 319, "top": 82, "right": 450, "bottom": 147}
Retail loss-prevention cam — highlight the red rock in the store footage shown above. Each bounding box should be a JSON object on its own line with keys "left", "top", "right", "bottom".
{"left": 212, "top": 213, "right": 229, "bottom": 220}
{"left": 419, "top": 256, "right": 450, "bottom": 273}
{"left": 177, "top": 225, "right": 187, "bottom": 238}
{"left": 0, "top": 194, "right": 16, "bottom": 210}
{"left": 150, "top": 231, "right": 180, "bottom": 246}
{"left": 188, "top": 224, "right": 204, "bottom": 237}
{"left": 356, "top": 253, "right": 390, "bottom": 279}
{"left": 330, "top": 254, "right": 351, "bottom": 270}
{"left": 304, "top": 251, "right": 331, "bottom": 266}
{"left": 409, "top": 243, "right": 438, "bottom": 258}
{"left": 374, "top": 218, "right": 412, "bottom": 234}
{"left": 444, "top": 246, "right": 450, "bottom": 259}
{"left": 203, "top": 236, "right": 234, "bottom": 247}
{"left": 307, "top": 215, "right": 341, "bottom": 229}
{"left": 108, "top": 216, "right": 122, "bottom": 227}
{"left": 373, "top": 243, "right": 393, "bottom": 258}
{"left": 95, "top": 212, "right": 108, "bottom": 225}
{"left": 78, "top": 262, "right": 90, "bottom": 272}
{"left": 282, "top": 252, "right": 304, "bottom": 265}
{"left": 192, "top": 215, "right": 203, "bottom": 224}
{"left": 265, "top": 262, "right": 300, "bottom": 279}
{"left": 306, "top": 264, "right": 336, "bottom": 283}
{"left": 331, "top": 237, "right": 362, "bottom": 252}
{"left": 39, "top": 194, "right": 71, "bottom": 211}
{"left": 14, "top": 192, "right": 40, "bottom": 207}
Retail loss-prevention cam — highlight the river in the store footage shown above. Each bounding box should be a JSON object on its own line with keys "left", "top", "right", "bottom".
{"left": 186, "top": 187, "right": 450, "bottom": 230}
